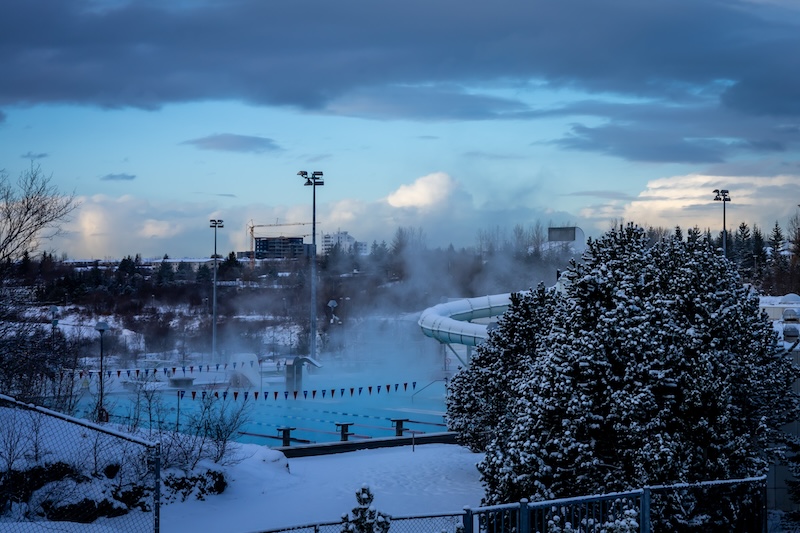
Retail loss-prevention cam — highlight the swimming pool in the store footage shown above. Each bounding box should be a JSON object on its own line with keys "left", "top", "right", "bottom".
{"left": 72, "top": 355, "right": 450, "bottom": 446}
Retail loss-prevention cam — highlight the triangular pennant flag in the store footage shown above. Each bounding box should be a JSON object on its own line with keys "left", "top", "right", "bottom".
{"left": 117, "top": 370, "right": 121, "bottom": 377}
{"left": 135, "top": 369, "right": 140, "bottom": 378}
{"left": 368, "top": 386, "right": 372, "bottom": 395}
{"left": 350, "top": 387, "right": 354, "bottom": 396}
{"left": 321, "top": 390, "right": 326, "bottom": 398}
{"left": 144, "top": 369, "right": 150, "bottom": 377}
{"left": 403, "top": 382, "right": 408, "bottom": 391}
{"left": 172, "top": 367, "right": 177, "bottom": 375}
{"left": 216, "top": 364, "right": 220, "bottom": 371}
{"left": 394, "top": 384, "right": 399, "bottom": 392}
{"left": 163, "top": 367, "right": 168, "bottom": 375}
{"left": 202, "top": 391, "right": 207, "bottom": 399}
{"left": 179, "top": 390, "right": 186, "bottom": 399}
{"left": 250, "top": 360, "right": 254, "bottom": 367}
{"left": 192, "top": 391, "right": 197, "bottom": 400}
{"left": 412, "top": 381, "right": 417, "bottom": 390}
{"left": 359, "top": 387, "right": 363, "bottom": 396}
{"left": 107, "top": 370, "right": 112, "bottom": 378}
{"left": 190, "top": 366, "right": 194, "bottom": 373}
{"left": 198, "top": 365, "right": 202, "bottom": 373}
{"left": 127, "top": 370, "right": 132, "bottom": 377}
{"left": 293, "top": 391, "right": 298, "bottom": 399}
{"left": 68, "top": 372, "right": 74, "bottom": 380}
{"left": 254, "top": 392, "right": 258, "bottom": 400}
{"left": 222, "top": 391, "right": 228, "bottom": 400}
{"left": 153, "top": 368, "right": 158, "bottom": 377}
{"left": 387, "top": 384, "right": 391, "bottom": 393}
{"left": 233, "top": 362, "right": 237, "bottom": 369}
{"left": 181, "top": 366, "right": 186, "bottom": 375}
{"left": 224, "top": 363, "right": 228, "bottom": 370}
{"left": 303, "top": 391, "right": 308, "bottom": 399}
{"left": 340, "top": 388, "right": 345, "bottom": 397}
{"left": 243, "top": 391, "right": 248, "bottom": 401}
{"left": 283, "top": 391, "right": 288, "bottom": 400}
{"left": 233, "top": 391, "right": 239, "bottom": 401}
{"left": 214, "top": 391, "right": 219, "bottom": 398}
{"left": 377, "top": 385, "right": 381, "bottom": 394}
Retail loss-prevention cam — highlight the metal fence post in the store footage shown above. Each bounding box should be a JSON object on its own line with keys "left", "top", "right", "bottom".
{"left": 519, "top": 499, "right": 529, "bottom": 533}
{"left": 641, "top": 487, "right": 650, "bottom": 533}
{"left": 154, "top": 442, "right": 161, "bottom": 533}
{"left": 762, "top": 477, "right": 768, "bottom": 533}
{"left": 463, "top": 506, "right": 473, "bottom": 533}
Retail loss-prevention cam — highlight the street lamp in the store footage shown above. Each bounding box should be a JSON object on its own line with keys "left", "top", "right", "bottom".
{"left": 94, "top": 321, "right": 109, "bottom": 422}
{"left": 298, "top": 170, "right": 324, "bottom": 360}
{"left": 713, "top": 189, "right": 731, "bottom": 257}
{"left": 50, "top": 305, "right": 59, "bottom": 348}
{"left": 209, "top": 219, "right": 224, "bottom": 359}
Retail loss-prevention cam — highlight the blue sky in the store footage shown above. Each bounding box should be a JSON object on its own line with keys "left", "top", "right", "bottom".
{"left": 1, "top": 0, "right": 800, "bottom": 259}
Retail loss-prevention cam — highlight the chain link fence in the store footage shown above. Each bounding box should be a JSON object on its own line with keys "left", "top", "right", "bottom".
{"left": 257, "top": 514, "right": 465, "bottom": 533}
{"left": 0, "top": 393, "right": 160, "bottom": 532}
{"left": 255, "top": 477, "right": 766, "bottom": 533}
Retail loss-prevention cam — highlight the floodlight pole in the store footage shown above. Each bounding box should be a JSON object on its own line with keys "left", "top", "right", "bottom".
{"left": 210, "top": 219, "right": 224, "bottom": 359}
{"left": 95, "top": 321, "right": 109, "bottom": 422}
{"left": 298, "top": 171, "right": 324, "bottom": 360}
{"left": 713, "top": 189, "right": 731, "bottom": 258}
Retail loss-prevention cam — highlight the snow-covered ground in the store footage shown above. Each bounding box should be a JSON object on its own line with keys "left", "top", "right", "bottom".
{"left": 161, "top": 443, "right": 485, "bottom": 532}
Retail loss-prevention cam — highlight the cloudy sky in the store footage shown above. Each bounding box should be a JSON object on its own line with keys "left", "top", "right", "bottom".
{"left": 1, "top": 0, "right": 800, "bottom": 260}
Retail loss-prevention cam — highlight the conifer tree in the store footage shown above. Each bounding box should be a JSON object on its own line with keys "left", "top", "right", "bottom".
{"left": 448, "top": 224, "right": 800, "bottom": 528}
{"left": 340, "top": 485, "right": 390, "bottom": 533}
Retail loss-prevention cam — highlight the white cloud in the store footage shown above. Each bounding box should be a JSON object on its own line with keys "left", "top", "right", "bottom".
{"left": 386, "top": 172, "right": 456, "bottom": 209}
{"left": 580, "top": 173, "right": 800, "bottom": 233}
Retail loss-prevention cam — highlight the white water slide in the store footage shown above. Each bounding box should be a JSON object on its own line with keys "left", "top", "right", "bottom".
{"left": 418, "top": 293, "right": 512, "bottom": 347}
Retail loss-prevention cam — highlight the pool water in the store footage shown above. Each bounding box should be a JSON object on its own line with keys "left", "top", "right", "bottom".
{"left": 73, "top": 362, "right": 450, "bottom": 446}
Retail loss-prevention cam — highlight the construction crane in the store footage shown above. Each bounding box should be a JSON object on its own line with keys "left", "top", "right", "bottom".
{"left": 248, "top": 220, "right": 312, "bottom": 269}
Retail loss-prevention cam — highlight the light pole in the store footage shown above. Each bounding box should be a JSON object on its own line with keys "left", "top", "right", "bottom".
{"left": 210, "top": 219, "right": 224, "bottom": 359}
{"left": 298, "top": 170, "right": 324, "bottom": 360}
{"left": 713, "top": 189, "right": 731, "bottom": 257}
{"left": 94, "top": 321, "right": 109, "bottom": 422}
{"left": 50, "top": 305, "right": 59, "bottom": 350}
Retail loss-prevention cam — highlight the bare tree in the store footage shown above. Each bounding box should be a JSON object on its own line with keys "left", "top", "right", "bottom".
{"left": 0, "top": 163, "right": 77, "bottom": 266}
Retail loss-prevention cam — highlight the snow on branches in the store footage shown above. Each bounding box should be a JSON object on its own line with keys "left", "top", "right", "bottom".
{"left": 447, "top": 223, "right": 800, "bottom": 509}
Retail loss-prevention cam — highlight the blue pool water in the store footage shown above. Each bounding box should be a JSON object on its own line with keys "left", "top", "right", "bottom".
{"left": 74, "top": 362, "right": 450, "bottom": 446}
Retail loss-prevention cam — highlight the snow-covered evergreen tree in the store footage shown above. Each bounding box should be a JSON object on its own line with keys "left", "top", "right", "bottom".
{"left": 446, "top": 283, "right": 561, "bottom": 452}
{"left": 340, "top": 484, "right": 390, "bottom": 533}
{"left": 448, "top": 224, "right": 799, "bottom": 524}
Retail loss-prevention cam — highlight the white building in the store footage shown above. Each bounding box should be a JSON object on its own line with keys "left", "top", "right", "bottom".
{"left": 321, "top": 231, "right": 368, "bottom": 255}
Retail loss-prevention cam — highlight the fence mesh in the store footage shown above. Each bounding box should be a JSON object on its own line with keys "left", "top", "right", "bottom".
{"left": 0, "top": 394, "right": 160, "bottom": 532}
{"left": 255, "top": 476, "right": 766, "bottom": 533}
{"left": 649, "top": 477, "right": 767, "bottom": 532}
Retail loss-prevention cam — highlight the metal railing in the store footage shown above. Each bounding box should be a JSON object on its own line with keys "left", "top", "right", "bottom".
{"left": 257, "top": 476, "right": 767, "bottom": 533}
{"left": 0, "top": 393, "right": 160, "bottom": 532}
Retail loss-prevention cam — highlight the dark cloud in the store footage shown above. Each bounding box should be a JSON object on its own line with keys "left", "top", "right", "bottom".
{"left": 1, "top": 0, "right": 799, "bottom": 163}
{"left": 181, "top": 134, "right": 281, "bottom": 153}
{"left": 21, "top": 151, "right": 47, "bottom": 160}
{"left": 539, "top": 99, "right": 800, "bottom": 163}
{"left": 101, "top": 173, "right": 136, "bottom": 181}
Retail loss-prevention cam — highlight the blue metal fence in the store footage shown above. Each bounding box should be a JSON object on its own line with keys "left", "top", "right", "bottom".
{"left": 256, "top": 475, "right": 767, "bottom": 533}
